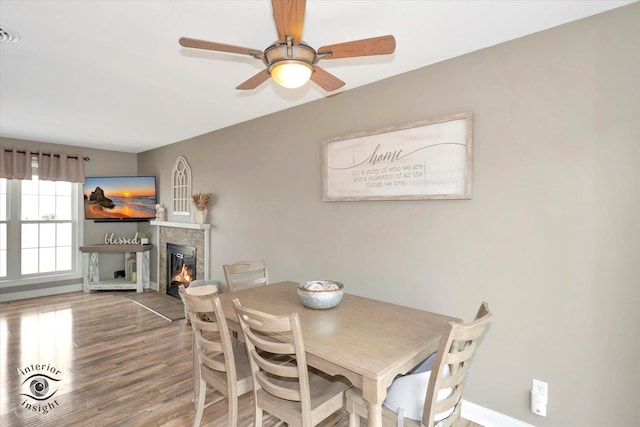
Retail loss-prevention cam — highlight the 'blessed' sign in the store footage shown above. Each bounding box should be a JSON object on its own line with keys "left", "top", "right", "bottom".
{"left": 104, "top": 232, "right": 142, "bottom": 245}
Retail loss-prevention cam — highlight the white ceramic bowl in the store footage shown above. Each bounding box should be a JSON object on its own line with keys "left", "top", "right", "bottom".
{"left": 297, "top": 280, "right": 344, "bottom": 309}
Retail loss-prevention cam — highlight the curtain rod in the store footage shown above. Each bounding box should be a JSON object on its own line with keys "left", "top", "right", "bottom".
{"left": 3, "top": 148, "right": 90, "bottom": 161}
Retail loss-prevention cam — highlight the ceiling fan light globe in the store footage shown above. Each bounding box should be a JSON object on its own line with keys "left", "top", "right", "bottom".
{"left": 270, "top": 61, "right": 313, "bottom": 88}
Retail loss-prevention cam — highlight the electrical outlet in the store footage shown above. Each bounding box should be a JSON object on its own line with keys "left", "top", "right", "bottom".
{"left": 532, "top": 379, "right": 548, "bottom": 398}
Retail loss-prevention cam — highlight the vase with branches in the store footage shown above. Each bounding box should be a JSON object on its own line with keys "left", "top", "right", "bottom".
{"left": 191, "top": 192, "right": 210, "bottom": 224}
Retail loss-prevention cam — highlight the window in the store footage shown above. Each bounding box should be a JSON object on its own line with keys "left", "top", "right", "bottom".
{"left": 0, "top": 172, "right": 81, "bottom": 284}
{"left": 0, "top": 180, "right": 7, "bottom": 277}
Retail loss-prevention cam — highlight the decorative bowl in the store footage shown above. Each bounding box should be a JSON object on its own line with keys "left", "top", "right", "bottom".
{"left": 297, "top": 280, "right": 344, "bottom": 310}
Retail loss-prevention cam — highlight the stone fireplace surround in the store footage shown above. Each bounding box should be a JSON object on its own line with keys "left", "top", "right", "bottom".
{"left": 150, "top": 221, "right": 210, "bottom": 295}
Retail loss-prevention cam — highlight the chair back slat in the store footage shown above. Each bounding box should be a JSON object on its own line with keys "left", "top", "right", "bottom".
{"left": 191, "top": 317, "right": 224, "bottom": 356}
{"left": 244, "top": 327, "right": 295, "bottom": 355}
{"left": 439, "top": 370, "right": 467, "bottom": 389}
{"left": 446, "top": 344, "right": 476, "bottom": 366}
{"left": 191, "top": 314, "right": 222, "bottom": 333}
{"left": 201, "top": 351, "right": 227, "bottom": 372}
{"left": 256, "top": 371, "right": 303, "bottom": 401}
{"left": 223, "top": 260, "right": 269, "bottom": 292}
{"left": 433, "top": 389, "right": 463, "bottom": 416}
{"left": 250, "top": 348, "right": 299, "bottom": 378}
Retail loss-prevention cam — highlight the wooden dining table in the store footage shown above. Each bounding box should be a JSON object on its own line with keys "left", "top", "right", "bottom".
{"left": 216, "top": 281, "right": 460, "bottom": 427}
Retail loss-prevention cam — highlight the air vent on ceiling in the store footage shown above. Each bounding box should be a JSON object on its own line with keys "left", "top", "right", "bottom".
{"left": 0, "top": 25, "right": 21, "bottom": 43}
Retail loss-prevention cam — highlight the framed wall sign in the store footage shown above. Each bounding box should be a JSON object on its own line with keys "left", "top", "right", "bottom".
{"left": 323, "top": 112, "right": 473, "bottom": 201}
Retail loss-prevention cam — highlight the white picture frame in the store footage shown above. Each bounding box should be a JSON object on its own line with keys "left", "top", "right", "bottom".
{"left": 323, "top": 112, "right": 473, "bottom": 201}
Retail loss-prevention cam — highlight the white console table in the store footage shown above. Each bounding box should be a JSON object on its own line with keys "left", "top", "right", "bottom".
{"left": 80, "top": 244, "right": 152, "bottom": 293}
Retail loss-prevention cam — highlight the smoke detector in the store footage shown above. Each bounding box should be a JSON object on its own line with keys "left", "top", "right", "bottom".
{"left": 0, "top": 25, "right": 20, "bottom": 43}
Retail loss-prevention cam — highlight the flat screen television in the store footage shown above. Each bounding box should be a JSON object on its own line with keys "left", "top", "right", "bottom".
{"left": 83, "top": 176, "right": 157, "bottom": 221}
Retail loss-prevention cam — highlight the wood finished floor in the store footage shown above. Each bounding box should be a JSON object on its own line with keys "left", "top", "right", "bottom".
{"left": 0, "top": 291, "right": 481, "bottom": 426}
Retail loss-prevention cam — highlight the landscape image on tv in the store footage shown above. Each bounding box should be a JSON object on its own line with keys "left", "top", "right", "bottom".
{"left": 83, "top": 176, "right": 157, "bottom": 220}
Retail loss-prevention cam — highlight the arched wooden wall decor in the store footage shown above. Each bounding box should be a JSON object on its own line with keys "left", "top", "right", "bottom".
{"left": 171, "top": 156, "right": 192, "bottom": 216}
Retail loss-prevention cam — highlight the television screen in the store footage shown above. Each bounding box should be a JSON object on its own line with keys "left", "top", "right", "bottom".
{"left": 83, "top": 176, "right": 157, "bottom": 221}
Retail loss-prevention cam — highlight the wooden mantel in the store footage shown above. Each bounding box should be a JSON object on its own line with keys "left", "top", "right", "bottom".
{"left": 149, "top": 220, "right": 210, "bottom": 230}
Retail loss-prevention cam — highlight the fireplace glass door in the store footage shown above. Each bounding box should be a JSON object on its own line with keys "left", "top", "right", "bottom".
{"left": 166, "top": 243, "right": 196, "bottom": 298}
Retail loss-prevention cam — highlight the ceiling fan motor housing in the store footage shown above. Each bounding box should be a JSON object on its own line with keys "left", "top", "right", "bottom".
{"left": 264, "top": 41, "right": 316, "bottom": 72}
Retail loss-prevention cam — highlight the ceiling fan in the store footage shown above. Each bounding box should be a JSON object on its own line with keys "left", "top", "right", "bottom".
{"left": 179, "top": 0, "right": 396, "bottom": 92}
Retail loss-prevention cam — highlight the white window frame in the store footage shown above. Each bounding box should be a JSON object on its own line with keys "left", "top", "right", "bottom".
{"left": 0, "top": 174, "right": 83, "bottom": 287}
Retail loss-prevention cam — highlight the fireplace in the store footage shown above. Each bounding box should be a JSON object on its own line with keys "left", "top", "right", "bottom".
{"left": 152, "top": 220, "right": 210, "bottom": 295}
{"left": 166, "top": 243, "right": 196, "bottom": 298}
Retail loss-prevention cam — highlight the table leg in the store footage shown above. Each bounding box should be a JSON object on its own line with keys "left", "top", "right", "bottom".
{"left": 363, "top": 379, "right": 384, "bottom": 427}
{"left": 367, "top": 403, "right": 383, "bottom": 427}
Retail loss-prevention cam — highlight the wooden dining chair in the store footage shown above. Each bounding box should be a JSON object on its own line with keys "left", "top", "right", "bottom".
{"left": 179, "top": 280, "right": 218, "bottom": 325}
{"left": 180, "top": 287, "right": 253, "bottom": 427}
{"left": 223, "top": 260, "right": 269, "bottom": 292}
{"left": 346, "top": 302, "right": 492, "bottom": 427}
{"left": 179, "top": 284, "right": 216, "bottom": 407}
{"left": 232, "top": 298, "right": 351, "bottom": 427}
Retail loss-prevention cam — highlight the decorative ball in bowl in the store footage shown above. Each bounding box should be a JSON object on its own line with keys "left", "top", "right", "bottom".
{"left": 297, "top": 280, "right": 344, "bottom": 310}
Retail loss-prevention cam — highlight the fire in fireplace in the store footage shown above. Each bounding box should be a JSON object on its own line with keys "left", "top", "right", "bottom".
{"left": 166, "top": 243, "right": 196, "bottom": 298}
{"left": 174, "top": 264, "right": 192, "bottom": 283}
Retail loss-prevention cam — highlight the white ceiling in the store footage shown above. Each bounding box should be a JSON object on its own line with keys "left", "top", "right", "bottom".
{"left": 0, "top": 1, "right": 632, "bottom": 153}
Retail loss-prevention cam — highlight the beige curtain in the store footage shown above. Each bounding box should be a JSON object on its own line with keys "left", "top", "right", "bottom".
{"left": 0, "top": 147, "right": 85, "bottom": 183}
{"left": 0, "top": 147, "right": 32, "bottom": 180}
{"left": 38, "top": 152, "right": 85, "bottom": 183}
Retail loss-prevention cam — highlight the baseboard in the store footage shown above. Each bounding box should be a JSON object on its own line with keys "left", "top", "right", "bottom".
{"left": 0, "top": 283, "right": 83, "bottom": 302}
{"left": 1, "top": 281, "right": 159, "bottom": 302}
{"left": 462, "top": 400, "right": 534, "bottom": 427}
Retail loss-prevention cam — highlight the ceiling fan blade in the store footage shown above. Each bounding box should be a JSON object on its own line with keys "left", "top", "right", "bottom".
{"left": 179, "top": 37, "right": 262, "bottom": 57}
{"left": 236, "top": 69, "right": 271, "bottom": 90}
{"left": 310, "top": 66, "right": 345, "bottom": 92}
{"left": 272, "top": 0, "right": 306, "bottom": 44}
{"left": 318, "top": 35, "right": 396, "bottom": 60}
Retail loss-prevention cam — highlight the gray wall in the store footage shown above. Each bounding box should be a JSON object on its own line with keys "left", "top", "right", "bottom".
{"left": 137, "top": 4, "right": 638, "bottom": 425}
